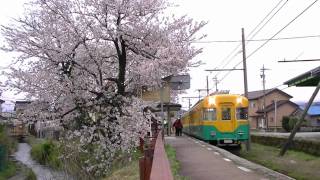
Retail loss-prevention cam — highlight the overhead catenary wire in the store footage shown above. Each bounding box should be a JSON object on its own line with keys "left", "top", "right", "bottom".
{"left": 219, "top": 0, "right": 319, "bottom": 83}
{"left": 247, "top": 0, "right": 289, "bottom": 43}
{"left": 193, "top": 34, "right": 320, "bottom": 43}
{"left": 212, "top": 0, "right": 289, "bottom": 78}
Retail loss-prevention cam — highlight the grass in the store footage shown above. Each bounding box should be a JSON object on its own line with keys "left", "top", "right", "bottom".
{"left": 25, "top": 168, "right": 37, "bottom": 180}
{"left": 105, "top": 144, "right": 188, "bottom": 180}
{"left": 104, "top": 149, "right": 141, "bottom": 180}
{"left": 239, "top": 143, "right": 320, "bottom": 180}
{"left": 104, "top": 159, "right": 140, "bottom": 180}
{"left": 30, "top": 139, "right": 62, "bottom": 169}
{"left": 0, "top": 161, "right": 17, "bottom": 180}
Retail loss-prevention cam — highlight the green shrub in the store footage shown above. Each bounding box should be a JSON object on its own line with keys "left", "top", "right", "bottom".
{"left": 0, "top": 125, "right": 17, "bottom": 176}
{"left": 288, "top": 117, "right": 300, "bottom": 131}
{"left": 25, "top": 168, "right": 36, "bottom": 180}
{"left": 0, "top": 161, "right": 17, "bottom": 180}
{"left": 31, "top": 140, "right": 61, "bottom": 169}
{"left": 282, "top": 116, "right": 290, "bottom": 132}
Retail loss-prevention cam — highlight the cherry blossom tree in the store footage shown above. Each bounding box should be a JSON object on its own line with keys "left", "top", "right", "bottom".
{"left": 1, "top": 0, "right": 205, "bottom": 177}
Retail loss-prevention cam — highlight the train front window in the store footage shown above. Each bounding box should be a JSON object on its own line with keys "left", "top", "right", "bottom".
{"left": 221, "top": 107, "right": 231, "bottom": 120}
{"left": 203, "top": 108, "right": 216, "bottom": 120}
{"left": 236, "top": 108, "right": 248, "bottom": 120}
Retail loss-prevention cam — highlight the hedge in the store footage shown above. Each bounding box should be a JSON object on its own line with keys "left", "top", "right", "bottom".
{"left": 251, "top": 135, "right": 320, "bottom": 156}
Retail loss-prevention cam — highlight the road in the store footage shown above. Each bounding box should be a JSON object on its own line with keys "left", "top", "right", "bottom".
{"left": 165, "top": 136, "right": 292, "bottom": 180}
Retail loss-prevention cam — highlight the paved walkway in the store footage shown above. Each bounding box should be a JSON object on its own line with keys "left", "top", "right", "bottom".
{"left": 166, "top": 135, "right": 292, "bottom": 180}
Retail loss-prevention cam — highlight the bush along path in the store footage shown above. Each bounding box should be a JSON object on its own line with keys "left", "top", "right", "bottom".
{"left": 0, "top": 125, "right": 17, "bottom": 180}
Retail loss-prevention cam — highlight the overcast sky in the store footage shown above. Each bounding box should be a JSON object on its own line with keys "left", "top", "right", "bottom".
{"left": 173, "top": 0, "right": 320, "bottom": 109}
{"left": 1, "top": 0, "right": 320, "bottom": 110}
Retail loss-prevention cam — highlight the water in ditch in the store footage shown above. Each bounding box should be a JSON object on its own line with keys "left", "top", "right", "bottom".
{"left": 14, "top": 143, "right": 72, "bottom": 180}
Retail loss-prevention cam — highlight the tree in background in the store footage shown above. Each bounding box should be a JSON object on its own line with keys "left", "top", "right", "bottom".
{"left": 282, "top": 116, "right": 303, "bottom": 132}
{"left": 1, "top": 0, "right": 205, "bottom": 177}
{"left": 282, "top": 116, "right": 290, "bottom": 132}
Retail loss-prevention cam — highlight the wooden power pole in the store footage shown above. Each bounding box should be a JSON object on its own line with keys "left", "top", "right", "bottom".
{"left": 242, "top": 28, "right": 248, "bottom": 98}
{"left": 260, "top": 65, "right": 270, "bottom": 130}
{"left": 213, "top": 76, "right": 219, "bottom": 92}
{"left": 242, "top": 28, "right": 250, "bottom": 151}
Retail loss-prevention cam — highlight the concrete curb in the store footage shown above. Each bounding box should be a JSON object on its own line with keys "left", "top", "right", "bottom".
{"left": 186, "top": 135, "right": 295, "bottom": 180}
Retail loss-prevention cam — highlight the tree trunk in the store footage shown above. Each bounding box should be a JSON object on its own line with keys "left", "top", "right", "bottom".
{"left": 114, "top": 37, "right": 127, "bottom": 96}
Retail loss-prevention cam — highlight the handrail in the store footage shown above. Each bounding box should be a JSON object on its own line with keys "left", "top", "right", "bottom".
{"left": 149, "top": 131, "right": 173, "bottom": 180}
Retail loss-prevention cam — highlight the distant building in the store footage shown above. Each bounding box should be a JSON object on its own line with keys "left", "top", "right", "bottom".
{"left": 297, "top": 103, "right": 320, "bottom": 127}
{"left": 283, "top": 66, "right": 320, "bottom": 131}
{"left": 14, "top": 100, "right": 32, "bottom": 118}
{"left": 248, "top": 88, "right": 300, "bottom": 130}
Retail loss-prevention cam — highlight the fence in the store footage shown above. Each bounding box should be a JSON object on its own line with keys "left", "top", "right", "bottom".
{"left": 139, "top": 131, "right": 173, "bottom": 180}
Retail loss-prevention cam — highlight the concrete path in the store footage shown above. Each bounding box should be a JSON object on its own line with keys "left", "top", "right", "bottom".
{"left": 166, "top": 135, "right": 293, "bottom": 180}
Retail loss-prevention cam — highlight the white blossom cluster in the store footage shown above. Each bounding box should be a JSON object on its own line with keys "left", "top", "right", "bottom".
{"left": 1, "top": 0, "right": 205, "bottom": 177}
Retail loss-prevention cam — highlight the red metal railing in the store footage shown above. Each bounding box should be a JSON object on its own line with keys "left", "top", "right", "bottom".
{"left": 139, "top": 131, "right": 173, "bottom": 180}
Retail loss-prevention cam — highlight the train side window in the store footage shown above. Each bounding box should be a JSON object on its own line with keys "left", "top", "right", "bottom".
{"left": 202, "top": 108, "right": 216, "bottom": 120}
{"left": 236, "top": 108, "right": 248, "bottom": 120}
{"left": 221, "top": 107, "right": 231, "bottom": 120}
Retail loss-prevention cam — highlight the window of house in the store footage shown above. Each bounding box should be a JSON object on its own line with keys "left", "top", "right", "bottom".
{"left": 221, "top": 107, "right": 231, "bottom": 120}
{"left": 203, "top": 108, "right": 216, "bottom": 120}
{"left": 236, "top": 108, "right": 248, "bottom": 120}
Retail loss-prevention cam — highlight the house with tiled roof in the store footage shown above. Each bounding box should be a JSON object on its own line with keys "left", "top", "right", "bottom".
{"left": 248, "top": 88, "right": 300, "bottom": 130}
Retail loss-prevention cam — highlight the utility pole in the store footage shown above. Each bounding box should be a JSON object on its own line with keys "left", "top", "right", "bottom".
{"left": 260, "top": 65, "right": 270, "bottom": 130}
{"left": 242, "top": 28, "right": 248, "bottom": 98}
{"left": 242, "top": 28, "right": 250, "bottom": 151}
{"left": 274, "top": 100, "right": 277, "bottom": 132}
{"left": 206, "top": 76, "right": 209, "bottom": 95}
{"left": 182, "top": 97, "right": 199, "bottom": 109}
{"left": 196, "top": 89, "right": 207, "bottom": 101}
{"left": 213, "top": 76, "right": 219, "bottom": 92}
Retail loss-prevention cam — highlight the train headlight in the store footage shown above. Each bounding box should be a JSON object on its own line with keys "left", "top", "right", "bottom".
{"left": 208, "top": 96, "right": 216, "bottom": 106}
{"left": 236, "top": 97, "right": 242, "bottom": 105}
{"left": 210, "top": 131, "right": 216, "bottom": 136}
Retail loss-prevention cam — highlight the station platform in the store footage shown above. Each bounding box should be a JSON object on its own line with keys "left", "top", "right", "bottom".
{"left": 165, "top": 135, "right": 293, "bottom": 180}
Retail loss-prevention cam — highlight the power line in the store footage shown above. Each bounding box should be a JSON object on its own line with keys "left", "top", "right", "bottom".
{"left": 193, "top": 34, "right": 320, "bottom": 43}
{"left": 219, "top": 0, "right": 319, "bottom": 83}
{"left": 205, "top": 68, "right": 243, "bottom": 71}
{"left": 213, "top": 0, "right": 288, "bottom": 78}
{"left": 248, "top": 0, "right": 289, "bottom": 42}
{"left": 247, "top": 0, "right": 319, "bottom": 60}
{"left": 246, "top": 0, "right": 287, "bottom": 39}
{"left": 278, "top": 58, "right": 320, "bottom": 62}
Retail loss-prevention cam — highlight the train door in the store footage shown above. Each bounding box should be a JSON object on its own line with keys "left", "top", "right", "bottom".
{"left": 219, "top": 103, "right": 235, "bottom": 133}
